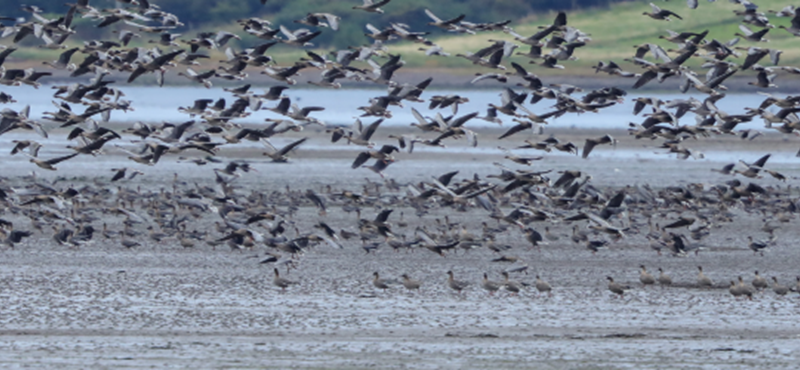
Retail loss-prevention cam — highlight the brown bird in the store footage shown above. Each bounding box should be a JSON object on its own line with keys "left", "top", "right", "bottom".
{"left": 273, "top": 268, "right": 299, "bottom": 292}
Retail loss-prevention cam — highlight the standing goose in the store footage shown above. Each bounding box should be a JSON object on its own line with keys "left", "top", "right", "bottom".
{"left": 737, "top": 276, "right": 754, "bottom": 300}
{"left": 657, "top": 268, "right": 672, "bottom": 287}
{"left": 771, "top": 277, "right": 789, "bottom": 296}
{"left": 273, "top": 268, "right": 299, "bottom": 292}
{"left": 482, "top": 273, "right": 502, "bottom": 296}
{"left": 372, "top": 271, "right": 396, "bottom": 291}
{"left": 729, "top": 280, "right": 743, "bottom": 299}
{"left": 639, "top": 265, "right": 656, "bottom": 287}
{"left": 535, "top": 275, "right": 552, "bottom": 297}
{"left": 401, "top": 274, "right": 421, "bottom": 291}
{"left": 501, "top": 271, "right": 523, "bottom": 295}
{"left": 606, "top": 276, "right": 627, "bottom": 297}
{"left": 446, "top": 270, "right": 470, "bottom": 294}
{"left": 697, "top": 266, "right": 713, "bottom": 288}
{"left": 752, "top": 271, "right": 768, "bottom": 291}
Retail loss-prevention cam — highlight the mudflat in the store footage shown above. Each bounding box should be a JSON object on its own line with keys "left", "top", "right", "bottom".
{"left": 1, "top": 128, "right": 799, "bottom": 369}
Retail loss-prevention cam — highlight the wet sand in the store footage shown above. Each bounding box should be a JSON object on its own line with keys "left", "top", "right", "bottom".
{"left": 1, "top": 128, "right": 800, "bottom": 369}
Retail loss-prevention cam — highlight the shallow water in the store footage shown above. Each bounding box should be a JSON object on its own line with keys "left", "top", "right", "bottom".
{"left": 5, "top": 84, "right": 780, "bottom": 128}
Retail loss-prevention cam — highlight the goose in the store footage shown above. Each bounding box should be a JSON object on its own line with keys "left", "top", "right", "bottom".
{"left": 177, "top": 68, "right": 215, "bottom": 88}
{"left": 535, "top": 275, "right": 552, "bottom": 296}
{"left": 657, "top": 268, "right": 672, "bottom": 286}
{"left": 735, "top": 24, "right": 769, "bottom": 43}
{"left": 347, "top": 118, "right": 383, "bottom": 147}
{"left": 697, "top": 266, "right": 713, "bottom": 288}
{"left": 42, "top": 47, "right": 79, "bottom": 70}
{"left": 261, "top": 137, "right": 308, "bottom": 162}
{"left": 481, "top": 273, "right": 502, "bottom": 295}
{"left": 352, "top": 145, "right": 399, "bottom": 169}
{"left": 401, "top": 274, "right": 421, "bottom": 291}
{"left": 752, "top": 271, "right": 768, "bottom": 290}
{"left": 446, "top": 270, "right": 470, "bottom": 293}
{"left": 273, "top": 268, "right": 299, "bottom": 292}
{"left": 1, "top": 229, "right": 32, "bottom": 248}
{"left": 736, "top": 276, "right": 754, "bottom": 300}
{"left": 372, "top": 272, "right": 396, "bottom": 291}
{"left": 28, "top": 152, "right": 79, "bottom": 170}
{"left": 606, "top": 276, "right": 627, "bottom": 297}
{"left": 127, "top": 49, "right": 185, "bottom": 83}
{"left": 771, "top": 277, "right": 789, "bottom": 296}
{"left": 747, "top": 67, "right": 778, "bottom": 88}
{"left": 639, "top": 265, "right": 656, "bottom": 287}
{"left": 747, "top": 236, "right": 769, "bottom": 255}
{"left": 424, "top": 9, "right": 469, "bottom": 33}
{"left": 582, "top": 134, "right": 616, "bottom": 158}
{"left": 353, "top": 0, "right": 392, "bottom": 14}
{"left": 643, "top": 3, "right": 682, "bottom": 21}
{"left": 294, "top": 13, "right": 341, "bottom": 31}
{"left": 501, "top": 271, "right": 523, "bottom": 295}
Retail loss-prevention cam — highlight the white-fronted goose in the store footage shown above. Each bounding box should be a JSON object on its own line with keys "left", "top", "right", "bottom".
{"left": 535, "top": 275, "right": 552, "bottom": 296}
{"left": 401, "top": 274, "right": 421, "bottom": 291}
{"left": 501, "top": 271, "right": 523, "bottom": 295}
{"left": 736, "top": 276, "right": 754, "bottom": 300}
{"left": 353, "top": 0, "right": 392, "bottom": 14}
{"left": 752, "top": 271, "right": 768, "bottom": 290}
{"left": 639, "top": 265, "right": 656, "bottom": 287}
{"left": 482, "top": 273, "right": 502, "bottom": 295}
{"left": 697, "top": 266, "right": 713, "bottom": 288}
{"left": 643, "top": 3, "right": 682, "bottom": 21}
{"left": 447, "top": 270, "right": 470, "bottom": 293}
{"left": 607, "top": 276, "right": 627, "bottom": 297}
{"left": 372, "top": 272, "right": 396, "bottom": 291}
{"left": 273, "top": 268, "right": 299, "bottom": 292}
{"left": 657, "top": 268, "right": 672, "bottom": 286}
{"left": 771, "top": 277, "right": 789, "bottom": 296}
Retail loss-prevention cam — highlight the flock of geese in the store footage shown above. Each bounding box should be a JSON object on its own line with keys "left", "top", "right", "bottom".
{"left": 1, "top": 0, "right": 800, "bottom": 300}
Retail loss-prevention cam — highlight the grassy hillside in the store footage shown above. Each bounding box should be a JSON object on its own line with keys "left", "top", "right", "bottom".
{"left": 5, "top": 0, "right": 800, "bottom": 80}
{"left": 386, "top": 0, "right": 800, "bottom": 76}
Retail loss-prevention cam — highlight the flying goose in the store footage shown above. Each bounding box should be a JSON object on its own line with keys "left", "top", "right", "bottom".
{"left": 261, "top": 137, "right": 308, "bottom": 162}
{"left": 353, "top": 0, "right": 392, "bottom": 14}
{"left": 643, "top": 3, "right": 682, "bottom": 21}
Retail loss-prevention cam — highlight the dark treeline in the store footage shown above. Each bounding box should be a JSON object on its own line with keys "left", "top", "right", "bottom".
{"left": 2, "top": 0, "right": 618, "bottom": 48}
